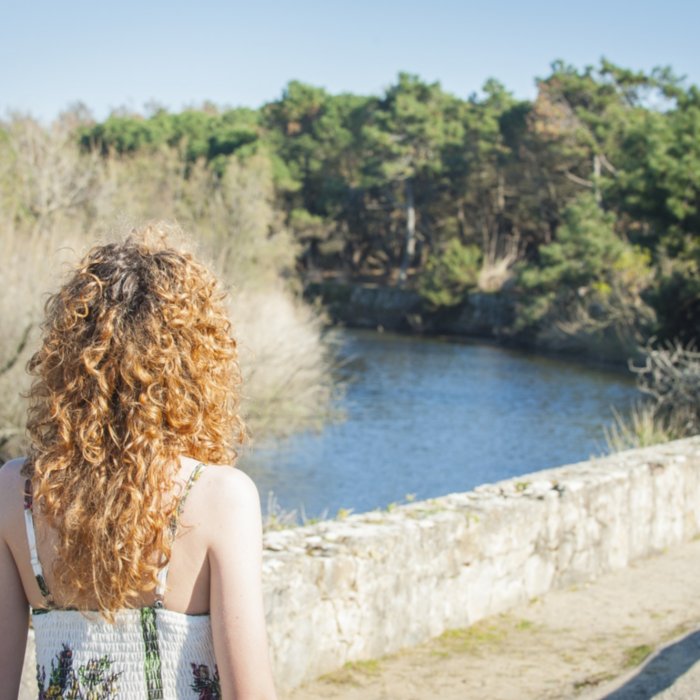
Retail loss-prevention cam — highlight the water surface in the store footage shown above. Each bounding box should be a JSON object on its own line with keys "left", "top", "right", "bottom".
{"left": 241, "top": 330, "right": 637, "bottom": 518}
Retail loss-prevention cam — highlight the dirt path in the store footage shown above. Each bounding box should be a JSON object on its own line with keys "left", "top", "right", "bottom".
{"left": 283, "top": 538, "right": 700, "bottom": 700}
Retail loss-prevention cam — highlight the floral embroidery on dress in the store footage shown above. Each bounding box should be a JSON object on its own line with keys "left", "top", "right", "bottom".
{"left": 190, "top": 662, "right": 221, "bottom": 699}
{"left": 36, "top": 643, "right": 121, "bottom": 699}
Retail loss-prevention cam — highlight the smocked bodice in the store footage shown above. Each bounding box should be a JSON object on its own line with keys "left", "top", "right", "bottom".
{"left": 32, "top": 607, "right": 219, "bottom": 698}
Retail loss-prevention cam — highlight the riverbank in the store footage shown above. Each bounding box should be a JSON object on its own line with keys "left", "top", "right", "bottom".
{"left": 304, "top": 278, "right": 639, "bottom": 370}
{"left": 283, "top": 536, "right": 700, "bottom": 699}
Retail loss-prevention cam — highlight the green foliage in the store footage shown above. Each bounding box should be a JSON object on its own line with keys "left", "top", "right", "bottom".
{"left": 521, "top": 194, "right": 621, "bottom": 291}
{"left": 516, "top": 193, "right": 654, "bottom": 339}
{"left": 652, "top": 246, "right": 700, "bottom": 343}
{"left": 65, "top": 59, "right": 700, "bottom": 349}
{"left": 79, "top": 107, "right": 260, "bottom": 166}
{"left": 361, "top": 72, "right": 461, "bottom": 183}
{"left": 418, "top": 240, "right": 481, "bottom": 307}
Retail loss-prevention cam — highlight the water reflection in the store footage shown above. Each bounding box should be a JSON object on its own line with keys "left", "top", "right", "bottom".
{"left": 240, "top": 329, "right": 637, "bottom": 519}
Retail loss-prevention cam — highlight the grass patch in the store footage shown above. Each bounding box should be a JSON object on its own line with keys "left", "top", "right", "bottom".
{"left": 623, "top": 644, "right": 654, "bottom": 668}
{"left": 436, "top": 618, "right": 511, "bottom": 654}
{"left": 435, "top": 614, "right": 542, "bottom": 656}
{"left": 320, "top": 658, "right": 383, "bottom": 686}
{"left": 345, "top": 659, "right": 382, "bottom": 675}
{"left": 662, "top": 621, "right": 693, "bottom": 644}
{"left": 319, "top": 613, "right": 546, "bottom": 687}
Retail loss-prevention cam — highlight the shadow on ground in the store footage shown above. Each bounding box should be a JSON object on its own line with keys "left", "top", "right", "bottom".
{"left": 603, "top": 629, "right": 700, "bottom": 699}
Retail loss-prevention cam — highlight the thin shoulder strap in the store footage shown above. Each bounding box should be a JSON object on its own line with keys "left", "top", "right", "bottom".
{"left": 154, "top": 462, "right": 206, "bottom": 606}
{"left": 23, "top": 480, "right": 54, "bottom": 607}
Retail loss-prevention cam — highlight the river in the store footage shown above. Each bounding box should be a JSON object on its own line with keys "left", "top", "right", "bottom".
{"left": 240, "top": 329, "right": 638, "bottom": 520}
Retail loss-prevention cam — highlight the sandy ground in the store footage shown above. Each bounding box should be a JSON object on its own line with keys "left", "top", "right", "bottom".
{"left": 18, "top": 539, "right": 700, "bottom": 699}
{"left": 283, "top": 538, "right": 700, "bottom": 700}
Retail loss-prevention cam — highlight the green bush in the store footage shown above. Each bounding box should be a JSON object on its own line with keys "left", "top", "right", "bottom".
{"left": 418, "top": 240, "right": 482, "bottom": 307}
{"left": 516, "top": 193, "right": 654, "bottom": 342}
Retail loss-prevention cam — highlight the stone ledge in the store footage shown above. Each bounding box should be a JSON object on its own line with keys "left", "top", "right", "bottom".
{"left": 262, "top": 437, "right": 700, "bottom": 689}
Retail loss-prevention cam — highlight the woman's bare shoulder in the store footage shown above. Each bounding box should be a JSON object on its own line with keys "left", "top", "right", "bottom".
{"left": 189, "top": 465, "right": 261, "bottom": 530}
{"left": 186, "top": 466, "right": 262, "bottom": 551}
{"left": 198, "top": 464, "right": 260, "bottom": 504}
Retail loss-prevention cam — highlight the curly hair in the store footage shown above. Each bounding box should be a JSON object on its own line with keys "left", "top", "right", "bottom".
{"left": 22, "top": 224, "right": 245, "bottom": 614}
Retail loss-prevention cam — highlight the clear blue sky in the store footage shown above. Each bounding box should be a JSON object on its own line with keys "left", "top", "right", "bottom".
{"left": 2, "top": 0, "right": 699, "bottom": 122}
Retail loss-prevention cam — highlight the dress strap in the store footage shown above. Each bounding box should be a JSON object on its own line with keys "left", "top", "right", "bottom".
{"left": 23, "top": 479, "right": 54, "bottom": 607}
{"left": 154, "top": 462, "right": 206, "bottom": 606}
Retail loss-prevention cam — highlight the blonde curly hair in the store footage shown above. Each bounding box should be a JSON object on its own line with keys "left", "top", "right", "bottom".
{"left": 22, "top": 224, "right": 245, "bottom": 613}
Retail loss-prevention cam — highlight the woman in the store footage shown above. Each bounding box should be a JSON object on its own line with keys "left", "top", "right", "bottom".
{"left": 0, "top": 225, "right": 278, "bottom": 699}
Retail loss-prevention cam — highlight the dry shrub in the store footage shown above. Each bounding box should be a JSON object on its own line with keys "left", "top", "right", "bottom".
{"left": 477, "top": 252, "right": 518, "bottom": 293}
{"left": 605, "top": 339, "right": 699, "bottom": 452}
{"left": 232, "top": 287, "right": 342, "bottom": 438}
{"left": 0, "top": 116, "right": 339, "bottom": 461}
{"left": 631, "top": 340, "right": 700, "bottom": 436}
{"left": 0, "top": 115, "right": 101, "bottom": 235}
{"left": 194, "top": 152, "right": 298, "bottom": 290}
{"left": 0, "top": 227, "right": 89, "bottom": 456}
{"left": 477, "top": 232, "right": 520, "bottom": 293}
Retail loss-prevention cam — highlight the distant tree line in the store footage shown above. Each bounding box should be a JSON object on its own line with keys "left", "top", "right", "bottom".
{"left": 66, "top": 60, "right": 700, "bottom": 349}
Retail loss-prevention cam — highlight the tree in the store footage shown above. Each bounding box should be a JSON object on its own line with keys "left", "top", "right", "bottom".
{"left": 359, "top": 73, "right": 462, "bottom": 283}
{"left": 517, "top": 193, "right": 654, "bottom": 348}
{"left": 440, "top": 80, "right": 526, "bottom": 288}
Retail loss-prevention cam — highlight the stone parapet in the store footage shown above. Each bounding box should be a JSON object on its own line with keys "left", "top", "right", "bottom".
{"left": 262, "top": 437, "right": 700, "bottom": 689}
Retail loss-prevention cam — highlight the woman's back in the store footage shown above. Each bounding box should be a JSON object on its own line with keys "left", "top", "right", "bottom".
{"left": 29, "top": 458, "right": 217, "bottom": 698}
{"left": 1, "top": 455, "right": 273, "bottom": 699}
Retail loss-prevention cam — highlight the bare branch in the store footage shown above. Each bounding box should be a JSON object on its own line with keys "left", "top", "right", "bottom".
{"left": 629, "top": 339, "right": 700, "bottom": 436}
{"left": 563, "top": 170, "right": 594, "bottom": 188}
{"left": 599, "top": 153, "right": 618, "bottom": 175}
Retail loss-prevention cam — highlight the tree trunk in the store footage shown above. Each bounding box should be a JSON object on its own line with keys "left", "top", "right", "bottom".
{"left": 457, "top": 198, "right": 466, "bottom": 240}
{"left": 593, "top": 153, "right": 602, "bottom": 205}
{"left": 497, "top": 170, "right": 505, "bottom": 214}
{"left": 398, "top": 178, "right": 416, "bottom": 287}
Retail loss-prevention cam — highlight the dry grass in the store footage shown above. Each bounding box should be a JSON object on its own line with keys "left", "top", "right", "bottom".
{"left": 0, "top": 116, "right": 340, "bottom": 461}
{"left": 477, "top": 231, "right": 520, "bottom": 293}
{"left": 604, "top": 403, "right": 679, "bottom": 453}
{"left": 477, "top": 251, "right": 518, "bottom": 292}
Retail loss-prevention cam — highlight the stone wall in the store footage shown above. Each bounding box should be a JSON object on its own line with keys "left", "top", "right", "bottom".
{"left": 19, "top": 437, "right": 700, "bottom": 695}
{"left": 262, "top": 437, "right": 700, "bottom": 689}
